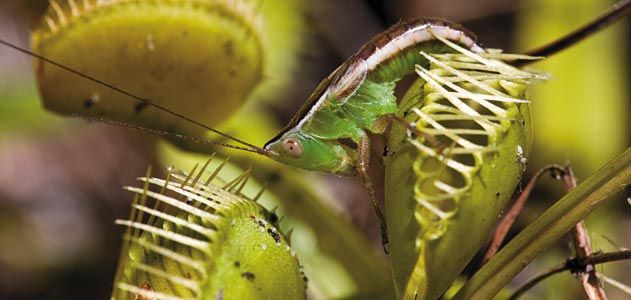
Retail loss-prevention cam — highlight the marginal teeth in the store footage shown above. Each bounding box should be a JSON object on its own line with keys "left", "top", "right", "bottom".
{"left": 41, "top": 0, "right": 267, "bottom": 40}
{"left": 117, "top": 283, "right": 186, "bottom": 300}
{"left": 45, "top": 17, "right": 57, "bottom": 33}
{"left": 49, "top": 0, "right": 67, "bottom": 25}
{"left": 67, "top": 0, "right": 80, "bottom": 16}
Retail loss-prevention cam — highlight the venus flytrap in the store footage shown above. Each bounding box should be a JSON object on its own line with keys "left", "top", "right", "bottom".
{"left": 385, "top": 40, "right": 547, "bottom": 299}
{"left": 32, "top": 0, "right": 267, "bottom": 137}
{"left": 112, "top": 162, "right": 306, "bottom": 300}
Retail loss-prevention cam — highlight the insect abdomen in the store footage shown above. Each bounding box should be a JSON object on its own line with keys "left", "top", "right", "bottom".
{"left": 304, "top": 79, "right": 398, "bottom": 139}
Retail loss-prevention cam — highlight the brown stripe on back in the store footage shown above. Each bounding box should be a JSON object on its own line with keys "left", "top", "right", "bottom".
{"left": 357, "top": 42, "right": 376, "bottom": 60}
{"left": 385, "top": 22, "right": 409, "bottom": 41}
{"left": 373, "top": 32, "right": 394, "bottom": 49}
{"left": 354, "top": 17, "right": 478, "bottom": 61}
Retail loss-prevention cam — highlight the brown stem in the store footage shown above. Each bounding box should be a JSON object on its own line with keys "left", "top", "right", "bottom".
{"left": 515, "top": 0, "right": 630, "bottom": 67}
{"left": 561, "top": 166, "right": 608, "bottom": 300}
{"left": 509, "top": 250, "right": 631, "bottom": 300}
{"left": 481, "top": 165, "right": 566, "bottom": 264}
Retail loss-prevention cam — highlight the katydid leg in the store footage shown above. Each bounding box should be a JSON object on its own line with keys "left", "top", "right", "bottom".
{"left": 357, "top": 134, "right": 390, "bottom": 253}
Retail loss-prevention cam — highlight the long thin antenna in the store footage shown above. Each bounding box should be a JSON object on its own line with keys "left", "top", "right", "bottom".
{"left": 0, "top": 38, "right": 269, "bottom": 155}
{"left": 73, "top": 115, "right": 266, "bottom": 154}
{"left": 516, "top": 0, "right": 630, "bottom": 66}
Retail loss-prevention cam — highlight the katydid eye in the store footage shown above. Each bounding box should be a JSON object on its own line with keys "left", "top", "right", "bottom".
{"left": 281, "top": 139, "right": 303, "bottom": 158}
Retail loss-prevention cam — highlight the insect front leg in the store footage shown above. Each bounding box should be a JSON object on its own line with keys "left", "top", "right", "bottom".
{"left": 356, "top": 133, "right": 389, "bottom": 253}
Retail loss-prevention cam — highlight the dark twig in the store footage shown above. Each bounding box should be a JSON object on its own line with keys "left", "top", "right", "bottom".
{"left": 516, "top": 0, "right": 630, "bottom": 67}
{"left": 578, "top": 250, "right": 631, "bottom": 267}
{"left": 509, "top": 250, "right": 631, "bottom": 300}
{"left": 561, "top": 166, "right": 608, "bottom": 300}
{"left": 481, "top": 164, "right": 566, "bottom": 265}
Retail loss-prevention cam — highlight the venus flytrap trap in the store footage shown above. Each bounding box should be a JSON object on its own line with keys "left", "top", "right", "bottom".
{"left": 112, "top": 161, "right": 306, "bottom": 300}
{"left": 385, "top": 38, "right": 548, "bottom": 299}
{"left": 30, "top": 0, "right": 284, "bottom": 138}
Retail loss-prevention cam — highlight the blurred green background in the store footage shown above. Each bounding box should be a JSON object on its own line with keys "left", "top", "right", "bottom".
{"left": 0, "top": 0, "right": 628, "bottom": 299}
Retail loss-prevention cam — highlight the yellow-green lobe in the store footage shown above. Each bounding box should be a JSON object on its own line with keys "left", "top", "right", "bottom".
{"left": 32, "top": 0, "right": 264, "bottom": 137}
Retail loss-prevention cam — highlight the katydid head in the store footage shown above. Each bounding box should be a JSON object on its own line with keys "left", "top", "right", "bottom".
{"left": 264, "top": 130, "right": 356, "bottom": 176}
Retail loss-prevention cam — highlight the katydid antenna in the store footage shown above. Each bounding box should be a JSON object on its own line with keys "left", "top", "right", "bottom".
{"left": 0, "top": 38, "right": 274, "bottom": 157}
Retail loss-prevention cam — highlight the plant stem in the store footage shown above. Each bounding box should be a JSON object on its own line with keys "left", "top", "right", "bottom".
{"left": 509, "top": 250, "right": 631, "bottom": 299}
{"left": 562, "top": 166, "right": 608, "bottom": 299}
{"left": 453, "top": 148, "right": 631, "bottom": 300}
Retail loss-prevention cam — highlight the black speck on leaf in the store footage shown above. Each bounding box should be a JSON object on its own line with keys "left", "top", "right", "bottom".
{"left": 269, "top": 212, "right": 279, "bottom": 223}
{"left": 241, "top": 272, "right": 256, "bottom": 281}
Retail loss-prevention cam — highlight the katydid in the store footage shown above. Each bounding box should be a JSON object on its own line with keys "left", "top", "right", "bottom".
{"left": 261, "top": 19, "right": 483, "bottom": 245}
{"left": 0, "top": 2, "right": 628, "bottom": 250}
